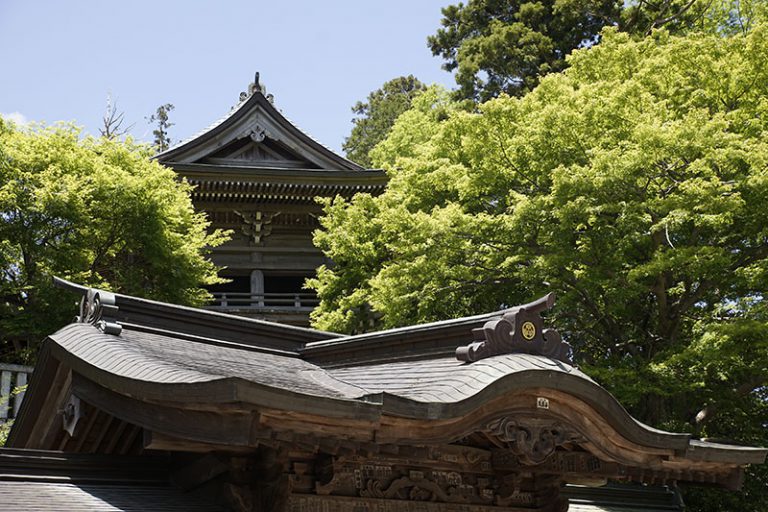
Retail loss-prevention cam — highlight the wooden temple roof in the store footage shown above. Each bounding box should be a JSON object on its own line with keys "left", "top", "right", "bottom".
{"left": 6, "top": 279, "right": 766, "bottom": 511}
{"left": 154, "top": 73, "right": 387, "bottom": 203}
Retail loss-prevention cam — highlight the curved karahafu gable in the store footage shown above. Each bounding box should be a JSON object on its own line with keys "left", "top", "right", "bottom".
{"left": 8, "top": 282, "right": 766, "bottom": 512}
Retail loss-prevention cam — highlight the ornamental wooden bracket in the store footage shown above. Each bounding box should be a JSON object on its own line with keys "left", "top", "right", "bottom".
{"left": 455, "top": 293, "right": 572, "bottom": 364}
{"left": 77, "top": 287, "right": 122, "bottom": 336}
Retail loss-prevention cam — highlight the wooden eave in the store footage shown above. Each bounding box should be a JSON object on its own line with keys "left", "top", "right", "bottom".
{"left": 171, "top": 163, "right": 387, "bottom": 182}
{"left": 171, "top": 163, "right": 387, "bottom": 205}
{"left": 155, "top": 88, "right": 364, "bottom": 172}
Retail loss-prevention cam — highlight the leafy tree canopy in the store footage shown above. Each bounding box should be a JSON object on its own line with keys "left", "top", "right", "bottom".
{"left": 343, "top": 75, "right": 427, "bottom": 167}
{"left": 311, "top": 27, "right": 768, "bottom": 509}
{"left": 0, "top": 121, "right": 228, "bottom": 363}
{"left": 428, "top": 0, "right": 768, "bottom": 101}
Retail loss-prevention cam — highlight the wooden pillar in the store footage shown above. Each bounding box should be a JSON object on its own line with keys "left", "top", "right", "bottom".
{"left": 250, "top": 270, "right": 264, "bottom": 307}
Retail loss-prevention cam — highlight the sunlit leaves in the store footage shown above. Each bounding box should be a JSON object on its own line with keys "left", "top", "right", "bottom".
{"left": 0, "top": 124, "right": 228, "bottom": 362}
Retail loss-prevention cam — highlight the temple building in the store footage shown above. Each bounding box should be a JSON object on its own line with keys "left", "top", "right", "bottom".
{"left": 154, "top": 74, "right": 387, "bottom": 326}
{"left": 3, "top": 279, "right": 765, "bottom": 511}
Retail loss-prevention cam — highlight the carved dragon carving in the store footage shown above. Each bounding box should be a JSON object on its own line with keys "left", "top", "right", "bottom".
{"left": 77, "top": 288, "right": 121, "bottom": 335}
{"left": 455, "top": 292, "right": 572, "bottom": 364}
{"left": 486, "top": 417, "right": 582, "bottom": 465}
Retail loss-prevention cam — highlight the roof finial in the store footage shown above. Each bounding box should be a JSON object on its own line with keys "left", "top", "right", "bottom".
{"left": 239, "top": 72, "right": 274, "bottom": 104}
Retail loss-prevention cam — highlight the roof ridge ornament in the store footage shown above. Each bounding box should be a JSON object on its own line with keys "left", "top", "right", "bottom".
{"left": 456, "top": 292, "right": 572, "bottom": 364}
{"left": 77, "top": 288, "right": 122, "bottom": 336}
{"left": 239, "top": 72, "right": 275, "bottom": 104}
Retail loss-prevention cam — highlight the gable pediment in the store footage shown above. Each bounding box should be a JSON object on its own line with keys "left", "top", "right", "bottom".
{"left": 200, "top": 133, "right": 320, "bottom": 169}
{"left": 155, "top": 79, "right": 364, "bottom": 171}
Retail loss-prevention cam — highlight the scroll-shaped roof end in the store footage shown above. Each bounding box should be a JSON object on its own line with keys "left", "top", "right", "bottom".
{"left": 53, "top": 277, "right": 122, "bottom": 336}
{"left": 456, "top": 292, "right": 572, "bottom": 364}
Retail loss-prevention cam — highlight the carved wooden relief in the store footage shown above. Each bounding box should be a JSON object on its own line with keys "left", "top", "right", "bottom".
{"left": 486, "top": 417, "right": 583, "bottom": 466}
{"left": 456, "top": 293, "right": 572, "bottom": 364}
{"left": 234, "top": 210, "right": 280, "bottom": 244}
{"left": 288, "top": 495, "right": 538, "bottom": 511}
{"left": 302, "top": 449, "right": 566, "bottom": 510}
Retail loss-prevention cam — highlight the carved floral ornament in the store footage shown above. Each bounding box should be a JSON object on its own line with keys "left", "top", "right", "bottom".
{"left": 456, "top": 292, "right": 573, "bottom": 364}
{"left": 77, "top": 288, "right": 122, "bottom": 335}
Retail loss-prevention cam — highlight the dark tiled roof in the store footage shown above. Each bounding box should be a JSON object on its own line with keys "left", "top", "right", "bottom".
{"left": 0, "top": 482, "right": 225, "bottom": 511}
{"left": 0, "top": 448, "right": 225, "bottom": 511}
{"left": 328, "top": 353, "right": 589, "bottom": 403}
{"left": 9, "top": 280, "right": 767, "bottom": 473}
{"left": 50, "top": 323, "right": 366, "bottom": 400}
{"left": 564, "top": 483, "right": 683, "bottom": 511}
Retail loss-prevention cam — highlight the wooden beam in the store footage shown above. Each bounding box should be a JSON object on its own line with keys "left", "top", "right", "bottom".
{"left": 170, "top": 453, "right": 229, "bottom": 490}
{"left": 89, "top": 414, "right": 115, "bottom": 453}
{"left": 22, "top": 357, "right": 71, "bottom": 449}
{"left": 103, "top": 420, "right": 129, "bottom": 454}
{"left": 144, "top": 430, "right": 257, "bottom": 455}
{"left": 72, "top": 374, "right": 255, "bottom": 448}
{"left": 73, "top": 406, "right": 101, "bottom": 452}
{"left": 118, "top": 424, "right": 141, "bottom": 456}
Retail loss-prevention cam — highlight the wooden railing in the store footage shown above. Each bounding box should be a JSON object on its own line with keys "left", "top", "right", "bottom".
{"left": 207, "top": 292, "right": 319, "bottom": 310}
{"left": 0, "top": 363, "right": 33, "bottom": 422}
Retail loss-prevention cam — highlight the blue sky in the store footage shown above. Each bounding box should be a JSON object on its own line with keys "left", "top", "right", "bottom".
{"left": 0, "top": 1, "right": 455, "bottom": 154}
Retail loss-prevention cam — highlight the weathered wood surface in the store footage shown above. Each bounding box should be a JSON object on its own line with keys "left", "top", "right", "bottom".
{"left": 287, "top": 495, "right": 545, "bottom": 512}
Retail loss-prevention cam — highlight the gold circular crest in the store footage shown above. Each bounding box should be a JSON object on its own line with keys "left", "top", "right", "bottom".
{"left": 521, "top": 321, "right": 536, "bottom": 340}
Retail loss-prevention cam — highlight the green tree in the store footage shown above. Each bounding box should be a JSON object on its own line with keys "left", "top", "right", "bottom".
{"left": 343, "top": 76, "right": 427, "bottom": 167}
{"left": 147, "top": 103, "right": 175, "bottom": 152}
{"left": 428, "top": 0, "right": 767, "bottom": 101}
{"left": 311, "top": 27, "right": 768, "bottom": 509}
{"left": 0, "top": 121, "right": 228, "bottom": 363}
{"left": 428, "top": 0, "right": 622, "bottom": 101}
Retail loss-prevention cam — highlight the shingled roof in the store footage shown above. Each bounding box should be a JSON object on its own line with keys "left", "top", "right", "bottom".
{"left": 7, "top": 279, "right": 766, "bottom": 509}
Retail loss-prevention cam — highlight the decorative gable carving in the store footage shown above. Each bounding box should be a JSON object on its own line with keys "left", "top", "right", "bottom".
{"left": 201, "top": 135, "right": 318, "bottom": 169}
{"left": 486, "top": 417, "right": 583, "bottom": 465}
{"left": 455, "top": 293, "right": 572, "bottom": 364}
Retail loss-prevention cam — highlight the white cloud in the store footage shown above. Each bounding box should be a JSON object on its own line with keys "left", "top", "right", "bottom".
{"left": 1, "top": 112, "right": 30, "bottom": 126}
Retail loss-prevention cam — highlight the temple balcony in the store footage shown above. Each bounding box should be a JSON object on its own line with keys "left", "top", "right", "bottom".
{"left": 204, "top": 291, "right": 319, "bottom": 327}
{"left": 206, "top": 291, "right": 318, "bottom": 311}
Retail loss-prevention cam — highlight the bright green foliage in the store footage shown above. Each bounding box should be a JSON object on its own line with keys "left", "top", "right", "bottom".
{"left": 343, "top": 76, "right": 427, "bottom": 167}
{"left": 0, "top": 122, "right": 228, "bottom": 362}
{"left": 428, "top": 0, "right": 622, "bottom": 101}
{"left": 0, "top": 420, "right": 11, "bottom": 447}
{"left": 313, "top": 28, "right": 768, "bottom": 509}
{"left": 428, "top": 0, "right": 768, "bottom": 101}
